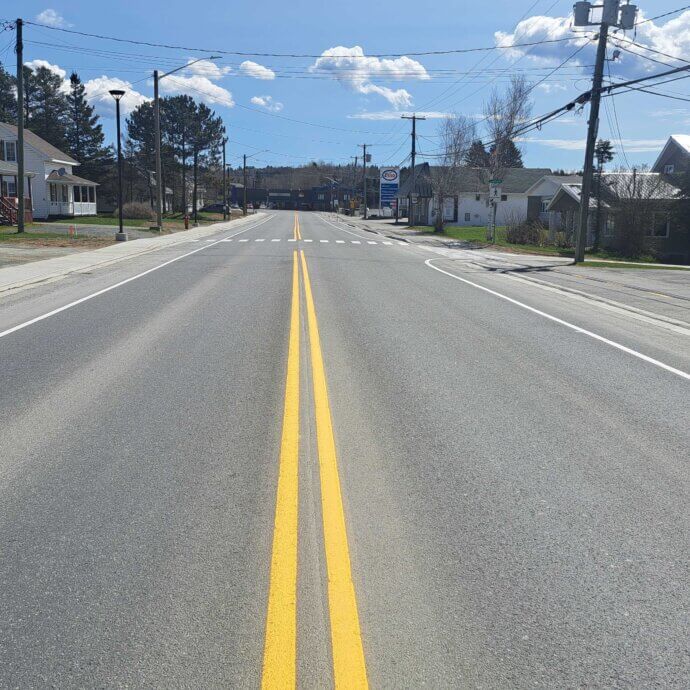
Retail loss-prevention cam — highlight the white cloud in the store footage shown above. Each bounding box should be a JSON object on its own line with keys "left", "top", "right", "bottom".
{"left": 348, "top": 110, "right": 451, "bottom": 120}
{"left": 184, "top": 59, "right": 231, "bottom": 80}
{"left": 239, "top": 61, "right": 276, "bottom": 80}
{"left": 35, "top": 9, "right": 69, "bottom": 28}
{"left": 159, "top": 75, "right": 235, "bottom": 107}
{"left": 310, "top": 45, "right": 429, "bottom": 109}
{"left": 83, "top": 76, "right": 150, "bottom": 117}
{"left": 250, "top": 95, "right": 283, "bottom": 112}
{"left": 24, "top": 59, "right": 67, "bottom": 80}
{"left": 494, "top": 10, "right": 690, "bottom": 78}
{"left": 519, "top": 137, "right": 667, "bottom": 153}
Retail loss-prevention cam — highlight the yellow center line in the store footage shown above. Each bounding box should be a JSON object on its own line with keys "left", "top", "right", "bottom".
{"left": 261, "top": 251, "right": 300, "bottom": 690}
{"left": 300, "top": 249, "right": 369, "bottom": 689}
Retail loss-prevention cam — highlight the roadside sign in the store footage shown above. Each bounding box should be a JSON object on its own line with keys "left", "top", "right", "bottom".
{"left": 489, "top": 184, "right": 501, "bottom": 201}
{"left": 489, "top": 178, "right": 503, "bottom": 184}
{"left": 379, "top": 167, "right": 400, "bottom": 208}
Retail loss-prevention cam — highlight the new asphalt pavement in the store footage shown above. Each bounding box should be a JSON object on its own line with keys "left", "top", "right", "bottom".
{"left": 0, "top": 210, "right": 688, "bottom": 688}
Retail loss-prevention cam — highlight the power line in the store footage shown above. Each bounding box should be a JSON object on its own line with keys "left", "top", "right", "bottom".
{"left": 635, "top": 5, "right": 690, "bottom": 25}
{"left": 22, "top": 20, "right": 576, "bottom": 59}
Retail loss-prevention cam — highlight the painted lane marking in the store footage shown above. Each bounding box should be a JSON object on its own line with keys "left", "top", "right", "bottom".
{"left": 320, "top": 240, "right": 329, "bottom": 243}
{"left": 239, "top": 239, "right": 249, "bottom": 242}
{"left": 367, "top": 241, "right": 377, "bottom": 245}
{"left": 316, "top": 213, "right": 370, "bottom": 240}
{"left": 425, "top": 259, "right": 690, "bottom": 381}
{"left": 271, "top": 238, "right": 281, "bottom": 242}
{"left": 383, "top": 241, "right": 393, "bottom": 245}
{"left": 221, "top": 238, "right": 233, "bottom": 242}
{"left": 205, "top": 239, "right": 216, "bottom": 242}
{"left": 336, "top": 240, "right": 345, "bottom": 244}
{"left": 256, "top": 238, "right": 266, "bottom": 242}
{"left": 261, "top": 251, "right": 300, "bottom": 689}
{"left": 287, "top": 238, "right": 297, "bottom": 242}
{"left": 0, "top": 215, "right": 275, "bottom": 341}
{"left": 303, "top": 239, "right": 313, "bottom": 243}
{"left": 351, "top": 241, "right": 361, "bottom": 245}
{"left": 300, "top": 251, "right": 369, "bottom": 688}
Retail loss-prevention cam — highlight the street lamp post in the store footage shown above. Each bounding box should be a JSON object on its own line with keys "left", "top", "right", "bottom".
{"left": 109, "top": 89, "right": 127, "bottom": 242}
{"left": 222, "top": 137, "right": 228, "bottom": 221}
{"left": 153, "top": 56, "right": 220, "bottom": 232}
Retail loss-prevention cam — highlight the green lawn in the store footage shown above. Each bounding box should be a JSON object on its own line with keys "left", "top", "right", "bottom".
{"left": 412, "top": 225, "right": 669, "bottom": 264}
{"left": 37, "top": 211, "right": 230, "bottom": 229}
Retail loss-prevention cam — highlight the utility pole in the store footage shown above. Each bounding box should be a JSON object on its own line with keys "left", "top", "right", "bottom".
{"left": 359, "top": 145, "right": 369, "bottom": 219}
{"left": 222, "top": 137, "right": 227, "bottom": 221}
{"left": 153, "top": 70, "right": 163, "bottom": 231}
{"left": 401, "top": 114, "right": 425, "bottom": 226}
{"left": 15, "top": 18, "right": 25, "bottom": 233}
{"left": 573, "top": 0, "right": 637, "bottom": 262}
{"left": 243, "top": 154, "right": 248, "bottom": 216}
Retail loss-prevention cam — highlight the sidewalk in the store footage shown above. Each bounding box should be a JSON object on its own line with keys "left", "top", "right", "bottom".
{"left": 0, "top": 214, "right": 264, "bottom": 295}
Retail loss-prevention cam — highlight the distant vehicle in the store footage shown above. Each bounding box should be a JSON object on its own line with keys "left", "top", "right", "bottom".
{"left": 200, "top": 203, "right": 224, "bottom": 213}
{"left": 230, "top": 203, "right": 240, "bottom": 209}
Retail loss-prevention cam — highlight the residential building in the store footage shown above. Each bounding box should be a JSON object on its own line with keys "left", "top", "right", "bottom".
{"left": 395, "top": 163, "right": 552, "bottom": 226}
{"left": 548, "top": 172, "right": 688, "bottom": 263}
{"left": 525, "top": 174, "right": 582, "bottom": 238}
{"left": 651, "top": 134, "right": 690, "bottom": 174}
{"left": 0, "top": 157, "right": 34, "bottom": 224}
{"left": 0, "top": 122, "right": 99, "bottom": 219}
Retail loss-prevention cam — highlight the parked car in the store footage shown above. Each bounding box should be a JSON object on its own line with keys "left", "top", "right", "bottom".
{"left": 200, "top": 203, "right": 224, "bottom": 213}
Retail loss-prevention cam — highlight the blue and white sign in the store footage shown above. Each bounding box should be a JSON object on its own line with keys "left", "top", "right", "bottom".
{"left": 379, "top": 167, "right": 400, "bottom": 208}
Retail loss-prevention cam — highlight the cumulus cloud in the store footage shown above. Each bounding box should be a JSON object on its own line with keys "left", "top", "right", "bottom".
{"left": 348, "top": 110, "right": 450, "bottom": 120}
{"left": 240, "top": 61, "right": 276, "bottom": 80}
{"left": 24, "top": 59, "right": 67, "bottom": 80}
{"left": 250, "top": 95, "right": 283, "bottom": 112}
{"left": 83, "top": 76, "right": 150, "bottom": 117}
{"left": 310, "top": 45, "right": 429, "bottom": 109}
{"left": 184, "top": 59, "right": 231, "bottom": 80}
{"left": 494, "top": 10, "right": 690, "bottom": 78}
{"left": 159, "top": 75, "right": 235, "bottom": 107}
{"left": 35, "top": 9, "right": 69, "bottom": 28}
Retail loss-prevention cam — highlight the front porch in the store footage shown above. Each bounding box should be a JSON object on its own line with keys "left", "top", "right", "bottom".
{"left": 47, "top": 171, "right": 98, "bottom": 218}
{"left": 0, "top": 167, "right": 34, "bottom": 225}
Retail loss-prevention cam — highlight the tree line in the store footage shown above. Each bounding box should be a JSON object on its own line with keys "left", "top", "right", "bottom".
{"left": 0, "top": 62, "right": 227, "bottom": 212}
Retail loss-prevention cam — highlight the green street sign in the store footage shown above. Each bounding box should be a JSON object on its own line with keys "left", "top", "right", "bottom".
{"left": 489, "top": 178, "right": 503, "bottom": 184}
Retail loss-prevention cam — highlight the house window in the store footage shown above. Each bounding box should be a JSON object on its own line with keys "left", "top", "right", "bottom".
{"left": 475, "top": 194, "right": 481, "bottom": 201}
{"left": 74, "top": 186, "right": 81, "bottom": 202}
{"left": 501, "top": 194, "right": 508, "bottom": 201}
{"left": 604, "top": 217, "right": 615, "bottom": 237}
{"left": 664, "top": 164, "right": 675, "bottom": 174}
{"left": 464, "top": 212, "right": 471, "bottom": 222}
{"left": 6, "top": 177, "right": 17, "bottom": 196}
{"left": 541, "top": 198, "right": 551, "bottom": 213}
{"left": 646, "top": 213, "right": 670, "bottom": 238}
{"left": 60, "top": 185, "right": 68, "bottom": 203}
{"left": 4, "top": 141, "right": 17, "bottom": 162}
{"left": 88, "top": 186, "right": 95, "bottom": 202}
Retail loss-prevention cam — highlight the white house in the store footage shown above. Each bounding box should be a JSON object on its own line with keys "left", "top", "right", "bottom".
{"left": 0, "top": 122, "right": 98, "bottom": 220}
{"left": 396, "top": 164, "right": 551, "bottom": 226}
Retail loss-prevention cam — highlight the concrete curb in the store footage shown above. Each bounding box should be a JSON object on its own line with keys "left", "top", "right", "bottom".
{"left": 0, "top": 214, "right": 264, "bottom": 296}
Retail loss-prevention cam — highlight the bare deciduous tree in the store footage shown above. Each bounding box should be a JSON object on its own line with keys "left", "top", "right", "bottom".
{"left": 429, "top": 114, "right": 475, "bottom": 231}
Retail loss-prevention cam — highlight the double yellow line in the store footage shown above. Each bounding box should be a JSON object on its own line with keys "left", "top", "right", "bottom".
{"left": 293, "top": 211, "right": 302, "bottom": 240}
{"left": 262, "top": 242, "right": 368, "bottom": 688}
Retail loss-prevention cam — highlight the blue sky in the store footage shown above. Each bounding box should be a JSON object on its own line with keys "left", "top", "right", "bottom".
{"left": 2, "top": 0, "right": 689, "bottom": 171}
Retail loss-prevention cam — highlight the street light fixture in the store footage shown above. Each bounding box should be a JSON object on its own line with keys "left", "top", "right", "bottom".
{"left": 153, "top": 56, "right": 220, "bottom": 231}
{"left": 109, "top": 89, "right": 127, "bottom": 242}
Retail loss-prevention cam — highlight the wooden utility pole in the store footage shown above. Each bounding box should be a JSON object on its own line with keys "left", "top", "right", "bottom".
{"left": 401, "top": 114, "right": 425, "bottom": 226}
{"left": 243, "top": 154, "right": 248, "bottom": 215}
{"left": 222, "top": 137, "right": 227, "bottom": 221}
{"left": 16, "top": 18, "right": 25, "bottom": 233}
{"left": 358, "top": 145, "right": 370, "bottom": 219}
{"left": 153, "top": 69, "right": 163, "bottom": 231}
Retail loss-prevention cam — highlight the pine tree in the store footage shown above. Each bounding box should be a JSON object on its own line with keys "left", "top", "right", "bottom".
{"left": 66, "top": 73, "right": 112, "bottom": 181}
{"left": 161, "top": 95, "right": 197, "bottom": 211}
{"left": 489, "top": 139, "right": 523, "bottom": 168}
{"left": 25, "top": 66, "right": 69, "bottom": 151}
{"left": 464, "top": 140, "right": 489, "bottom": 168}
{"left": 0, "top": 63, "right": 17, "bottom": 123}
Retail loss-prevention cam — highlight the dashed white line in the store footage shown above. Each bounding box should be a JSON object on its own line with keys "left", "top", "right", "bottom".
{"left": 383, "top": 241, "right": 393, "bottom": 245}
{"left": 336, "top": 240, "right": 345, "bottom": 244}
{"left": 271, "top": 238, "right": 281, "bottom": 242}
{"left": 255, "top": 238, "right": 265, "bottom": 242}
{"left": 304, "top": 239, "right": 313, "bottom": 243}
{"left": 367, "top": 241, "right": 377, "bottom": 245}
{"left": 320, "top": 239, "right": 329, "bottom": 243}
{"left": 239, "top": 239, "right": 249, "bottom": 242}
{"left": 288, "top": 238, "right": 297, "bottom": 242}
{"left": 351, "top": 240, "right": 361, "bottom": 244}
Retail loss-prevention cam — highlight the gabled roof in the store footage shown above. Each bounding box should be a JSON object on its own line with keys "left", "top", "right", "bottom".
{"left": 0, "top": 160, "right": 36, "bottom": 177}
{"left": 0, "top": 123, "right": 79, "bottom": 165}
{"left": 524, "top": 174, "right": 582, "bottom": 196}
{"left": 397, "top": 163, "right": 552, "bottom": 197}
{"left": 652, "top": 134, "right": 690, "bottom": 172}
{"left": 46, "top": 170, "right": 98, "bottom": 185}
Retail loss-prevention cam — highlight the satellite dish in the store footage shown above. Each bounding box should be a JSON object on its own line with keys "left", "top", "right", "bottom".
{"left": 58, "top": 168, "right": 66, "bottom": 176}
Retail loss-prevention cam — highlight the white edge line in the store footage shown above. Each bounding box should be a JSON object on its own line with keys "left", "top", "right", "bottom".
{"left": 317, "top": 213, "right": 371, "bottom": 240}
{"left": 0, "top": 214, "right": 275, "bottom": 341}
{"left": 425, "top": 258, "right": 690, "bottom": 381}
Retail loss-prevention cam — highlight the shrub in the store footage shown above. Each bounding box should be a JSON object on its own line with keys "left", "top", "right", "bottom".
{"left": 114, "top": 202, "right": 154, "bottom": 220}
{"left": 505, "top": 220, "right": 548, "bottom": 246}
{"left": 554, "top": 231, "right": 572, "bottom": 248}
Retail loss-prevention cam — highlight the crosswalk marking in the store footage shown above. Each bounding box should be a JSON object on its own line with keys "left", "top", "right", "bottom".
{"left": 304, "top": 239, "right": 313, "bottom": 242}
{"left": 256, "top": 238, "right": 265, "bottom": 242}
{"left": 367, "top": 241, "right": 377, "bottom": 245}
{"left": 351, "top": 240, "right": 361, "bottom": 244}
{"left": 336, "top": 240, "right": 345, "bottom": 244}
{"left": 239, "top": 239, "right": 249, "bottom": 242}
{"left": 320, "top": 239, "right": 329, "bottom": 243}
{"left": 271, "top": 238, "right": 281, "bottom": 242}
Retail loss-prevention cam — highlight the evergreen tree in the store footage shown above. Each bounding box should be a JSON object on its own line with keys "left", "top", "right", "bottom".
{"left": 66, "top": 72, "right": 112, "bottom": 181}
{"left": 464, "top": 139, "right": 489, "bottom": 168}
{"left": 0, "top": 63, "right": 17, "bottom": 123}
{"left": 189, "top": 102, "right": 225, "bottom": 220}
{"left": 489, "top": 139, "right": 523, "bottom": 168}
{"left": 161, "top": 95, "right": 197, "bottom": 211}
{"left": 25, "top": 66, "right": 69, "bottom": 150}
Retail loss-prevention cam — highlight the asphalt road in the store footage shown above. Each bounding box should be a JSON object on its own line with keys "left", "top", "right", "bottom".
{"left": 0, "top": 210, "right": 688, "bottom": 688}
